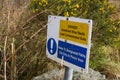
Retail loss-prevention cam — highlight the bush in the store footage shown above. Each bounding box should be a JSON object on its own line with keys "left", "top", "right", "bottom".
{"left": 29, "top": 0, "right": 120, "bottom": 78}
{"left": 29, "top": 0, "right": 120, "bottom": 77}
{"left": 29, "top": 0, "right": 120, "bottom": 45}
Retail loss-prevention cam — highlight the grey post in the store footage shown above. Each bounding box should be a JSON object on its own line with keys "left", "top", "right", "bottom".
{"left": 63, "top": 66, "right": 73, "bottom": 80}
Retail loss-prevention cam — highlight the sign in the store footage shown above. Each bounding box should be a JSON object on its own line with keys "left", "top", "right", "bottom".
{"left": 59, "top": 20, "right": 88, "bottom": 45}
{"left": 58, "top": 40, "right": 87, "bottom": 69}
{"left": 46, "top": 15, "right": 92, "bottom": 73}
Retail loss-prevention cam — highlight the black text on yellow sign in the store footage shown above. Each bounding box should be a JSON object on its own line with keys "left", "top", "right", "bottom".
{"left": 59, "top": 20, "right": 89, "bottom": 45}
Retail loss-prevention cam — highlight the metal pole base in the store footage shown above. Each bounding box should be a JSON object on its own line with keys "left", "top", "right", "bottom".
{"left": 63, "top": 66, "right": 73, "bottom": 80}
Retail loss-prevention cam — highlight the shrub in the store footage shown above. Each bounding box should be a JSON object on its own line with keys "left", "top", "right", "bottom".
{"left": 30, "top": 0, "right": 120, "bottom": 79}
{"left": 29, "top": 0, "right": 120, "bottom": 45}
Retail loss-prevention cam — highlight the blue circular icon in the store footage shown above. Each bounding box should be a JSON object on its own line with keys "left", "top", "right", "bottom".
{"left": 47, "top": 38, "right": 57, "bottom": 55}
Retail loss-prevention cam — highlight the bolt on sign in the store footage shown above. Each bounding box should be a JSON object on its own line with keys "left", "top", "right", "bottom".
{"left": 46, "top": 15, "right": 92, "bottom": 73}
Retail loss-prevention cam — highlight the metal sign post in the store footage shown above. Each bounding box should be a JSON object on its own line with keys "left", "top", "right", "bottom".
{"left": 64, "top": 66, "right": 73, "bottom": 80}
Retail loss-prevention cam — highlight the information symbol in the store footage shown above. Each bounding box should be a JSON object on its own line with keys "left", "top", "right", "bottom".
{"left": 47, "top": 38, "right": 57, "bottom": 55}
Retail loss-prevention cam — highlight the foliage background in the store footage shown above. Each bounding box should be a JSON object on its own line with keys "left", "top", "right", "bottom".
{"left": 0, "top": 0, "right": 120, "bottom": 80}
{"left": 29, "top": 0, "right": 120, "bottom": 78}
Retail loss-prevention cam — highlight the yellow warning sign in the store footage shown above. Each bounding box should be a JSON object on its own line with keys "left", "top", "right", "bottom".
{"left": 59, "top": 20, "right": 89, "bottom": 45}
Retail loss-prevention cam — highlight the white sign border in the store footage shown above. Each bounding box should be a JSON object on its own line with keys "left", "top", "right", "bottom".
{"left": 46, "top": 15, "right": 92, "bottom": 73}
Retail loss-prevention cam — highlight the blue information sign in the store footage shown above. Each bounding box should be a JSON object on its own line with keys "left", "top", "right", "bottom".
{"left": 58, "top": 40, "right": 87, "bottom": 69}
{"left": 47, "top": 38, "right": 57, "bottom": 55}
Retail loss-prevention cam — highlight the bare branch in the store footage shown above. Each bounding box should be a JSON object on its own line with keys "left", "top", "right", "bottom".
{"left": 6, "top": 24, "right": 46, "bottom": 62}
{"left": 9, "top": 9, "right": 49, "bottom": 37}
{"left": 3, "top": 36, "right": 8, "bottom": 80}
{"left": 0, "top": 74, "right": 4, "bottom": 78}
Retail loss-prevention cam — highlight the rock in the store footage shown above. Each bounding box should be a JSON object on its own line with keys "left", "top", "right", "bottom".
{"left": 32, "top": 68, "right": 106, "bottom": 80}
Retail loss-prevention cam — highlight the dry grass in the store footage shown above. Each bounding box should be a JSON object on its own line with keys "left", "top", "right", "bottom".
{"left": 100, "top": 45, "right": 120, "bottom": 79}
{"left": 0, "top": 0, "right": 55, "bottom": 80}
{"left": 0, "top": 0, "right": 32, "bottom": 79}
{"left": 109, "top": 0, "right": 120, "bottom": 11}
{"left": 0, "top": 0, "right": 61, "bottom": 79}
{"left": 109, "top": 0, "right": 120, "bottom": 20}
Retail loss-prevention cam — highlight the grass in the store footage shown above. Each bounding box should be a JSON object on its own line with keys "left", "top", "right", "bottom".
{"left": 0, "top": 1, "right": 59, "bottom": 80}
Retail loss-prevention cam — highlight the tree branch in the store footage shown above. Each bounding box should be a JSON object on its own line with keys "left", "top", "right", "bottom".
{"left": 3, "top": 36, "right": 8, "bottom": 80}
{"left": 0, "top": 74, "right": 4, "bottom": 78}
{"left": 6, "top": 24, "right": 47, "bottom": 62}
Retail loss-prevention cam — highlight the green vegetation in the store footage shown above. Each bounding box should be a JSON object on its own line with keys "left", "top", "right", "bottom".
{"left": 0, "top": 0, "right": 120, "bottom": 80}
{"left": 29, "top": 0, "right": 120, "bottom": 78}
